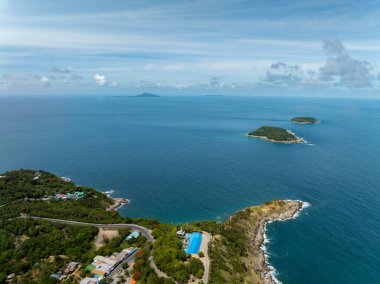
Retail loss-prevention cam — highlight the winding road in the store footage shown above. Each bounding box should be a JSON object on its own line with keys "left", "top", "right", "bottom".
{"left": 22, "top": 216, "right": 170, "bottom": 281}
{"left": 25, "top": 216, "right": 154, "bottom": 241}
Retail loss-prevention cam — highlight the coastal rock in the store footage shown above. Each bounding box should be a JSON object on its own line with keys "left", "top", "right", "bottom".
{"left": 208, "top": 200, "right": 308, "bottom": 284}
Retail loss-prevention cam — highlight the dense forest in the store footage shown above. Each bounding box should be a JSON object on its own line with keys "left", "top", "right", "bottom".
{"left": 291, "top": 116, "right": 319, "bottom": 124}
{"left": 249, "top": 126, "right": 298, "bottom": 142}
{"left": 0, "top": 218, "right": 98, "bottom": 283}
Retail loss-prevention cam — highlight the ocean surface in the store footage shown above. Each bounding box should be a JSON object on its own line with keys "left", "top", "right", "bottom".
{"left": 0, "top": 95, "right": 379, "bottom": 283}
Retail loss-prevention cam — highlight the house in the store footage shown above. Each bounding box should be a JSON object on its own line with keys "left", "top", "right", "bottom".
{"left": 125, "top": 230, "right": 140, "bottom": 241}
{"left": 176, "top": 227, "right": 186, "bottom": 237}
{"left": 50, "top": 273, "right": 64, "bottom": 281}
{"left": 80, "top": 277, "right": 98, "bottom": 284}
{"left": 74, "top": 191, "right": 85, "bottom": 200}
{"left": 61, "top": 176, "right": 71, "bottom": 182}
{"left": 33, "top": 172, "right": 42, "bottom": 180}
{"left": 94, "top": 255, "right": 118, "bottom": 267}
{"left": 63, "top": 262, "right": 79, "bottom": 274}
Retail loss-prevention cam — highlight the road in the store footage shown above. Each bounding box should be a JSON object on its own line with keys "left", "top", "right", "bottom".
{"left": 25, "top": 216, "right": 154, "bottom": 241}
{"left": 108, "top": 247, "right": 138, "bottom": 279}
{"left": 200, "top": 231, "right": 211, "bottom": 284}
{"left": 23, "top": 216, "right": 170, "bottom": 280}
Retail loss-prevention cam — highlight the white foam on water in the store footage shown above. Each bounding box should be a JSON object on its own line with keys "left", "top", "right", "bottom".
{"left": 261, "top": 200, "right": 310, "bottom": 284}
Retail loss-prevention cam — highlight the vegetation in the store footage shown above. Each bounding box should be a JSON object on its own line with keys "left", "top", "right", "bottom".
{"left": 0, "top": 169, "right": 159, "bottom": 283}
{"left": 0, "top": 170, "right": 88, "bottom": 205}
{"left": 291, "top": 117, "right": 319, "bottom": 124}
{"left": 0, "top": 218, "right": 98, "bottom": 283}
{"left": 0, "top": 169, "right": 299, "bottom": 284}
{"left": 132, "top": 249, "right": 174, "bottom": 284}
{"left": 194, "top": 200, "right": 299, "bottom": 284}
{"left": 151, "top": 224, "right": 204, "bottom": 282}
{"left": 97, "top": 229, "right": 146, "bottom": 256}
{"left": 248, "top": 126, "right": 299, "bottom": 142}
{"left": 0, "top": 169, "right": 159, "bottom": 227}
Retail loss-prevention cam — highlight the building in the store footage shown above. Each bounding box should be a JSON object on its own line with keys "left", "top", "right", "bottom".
{"left": 50, "top": 273, "right": 64, "bottom": 281}
{"left": 80, "top": 277, "right": 98, "bottom": 284}
{"left": 63, "top": 262, "right": 79, "bottom": 274}
{"left": 74, "top": 191, "right": 85, "bottom": 200}
{"left": 33, "top": 172, "right": 42, "bottom": 180}
{"left": 176, "top": 227, "right": 186, "bottom": 237}
{"left": 54, "top": 192, "right": 84, "bottom": 201}
{"left": 125, "top": 230, "right": 140, "bottom": 241}
{"left": 88, "top": 248, "right": 133, "bottom": 280}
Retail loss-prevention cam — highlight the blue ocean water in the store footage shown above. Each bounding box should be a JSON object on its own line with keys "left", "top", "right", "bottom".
{"left": 0, "top": 95, "right": 379, "bottom": 283}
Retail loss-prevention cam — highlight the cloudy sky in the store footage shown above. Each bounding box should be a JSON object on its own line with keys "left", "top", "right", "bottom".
{"left": 1, "top": 0, "right": 380, "bottom": 95}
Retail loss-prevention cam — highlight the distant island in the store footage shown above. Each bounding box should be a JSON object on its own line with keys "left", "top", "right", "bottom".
{"left": 112, "top": 93, "right": 160, "bottom": 98}
{"left": 291, "top": 117, "right": 320, "bottom": 124}
{"left": 130, "top": 93, "right": 160, "bottom": 98}
{"left": 248, "top": 126, "right": 304, "bottom": 143}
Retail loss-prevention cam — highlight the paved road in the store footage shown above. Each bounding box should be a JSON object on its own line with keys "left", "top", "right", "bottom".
{"left": 26, "top": 216, "right": 154, "bottom": 241}
{"left": 200, "top": 231, "right": 211, "bottom": 284}
{"left": 22, "top": 216, "right": 170, "bottom": 282}
{"left": 108, "top": 248, "right": 139, "bottom": 279}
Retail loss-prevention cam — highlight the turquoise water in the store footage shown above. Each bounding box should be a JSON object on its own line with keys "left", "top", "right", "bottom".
{"left": 0, "top": 95, "right": 379, "bottom": 283}
{"left": 185, "top": 232, "right": 202, "bottom": 254}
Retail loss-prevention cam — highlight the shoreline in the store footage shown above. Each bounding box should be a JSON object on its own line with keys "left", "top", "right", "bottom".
{"left": 247, "top": 130, "right": 306, "bottom": 144}
{"left": 291, "top": 120, "right": 321, "bottom": 125}
{"left": 260, "top": 200, "right": 310, "bottom": 284}
{"left": 107, "top": 197, "right": 130, "bottom": 211}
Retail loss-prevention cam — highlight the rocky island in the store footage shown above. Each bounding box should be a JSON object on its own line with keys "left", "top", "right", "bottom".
{"left": 248, "top": 126, "right": 304, "bottom": 143}
{"left": 291, "top": 117, "right": 320, "bottom": 124}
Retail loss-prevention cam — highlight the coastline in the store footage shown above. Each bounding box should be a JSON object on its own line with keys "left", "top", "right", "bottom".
{"left": 259, "top": 200, "right": 310, "bottom": 284}
{"left": 291, "top": 120, "right": 321, "bottom": 125}
{"left": 107, "top": 197, "right": 129, "bottom": 211}
{"left": 208, "top": 199, "right": 310, "bottom": 283}
{"left": 247, "top": 130, "right": 306, "bottom": 144}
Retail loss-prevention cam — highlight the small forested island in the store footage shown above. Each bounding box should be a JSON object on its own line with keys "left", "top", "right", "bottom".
{"left": 291, "top": 117, "right": 320, "bottom": 124}
{"left": 248, "top": 126, "right": 304, "bottom": 143}
{"left": 0, "top": 169, "right": 308, "bottom": 284}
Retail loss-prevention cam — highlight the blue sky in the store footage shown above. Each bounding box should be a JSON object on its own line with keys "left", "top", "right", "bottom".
{"left": 1, "top": 0, "right": 380, "bottom": 95}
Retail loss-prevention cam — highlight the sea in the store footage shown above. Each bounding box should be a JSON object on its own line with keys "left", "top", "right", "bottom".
{"left": 0, "top": 95, "right": 379, "bottom": 283}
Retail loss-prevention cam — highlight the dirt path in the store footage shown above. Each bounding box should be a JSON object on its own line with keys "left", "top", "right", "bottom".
{"left": 149, "top": 256, "right": 169, "bottom": 278}
{"left": 94, "top": 228, "right": 119, "bottom": 248}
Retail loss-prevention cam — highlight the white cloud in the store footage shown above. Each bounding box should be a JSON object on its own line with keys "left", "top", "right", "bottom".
{"left": 322, "top": 40, "right": 346, "bottom": 56}
{"left": 319, "top": 40, "right": 374, "bottom": 88}
{"left": 39, "top": 76, "right": 50, "bottom": 86}
{"left": 259, "top": 40, "right": 376, "bottom": 90}
{"left": 94, "top": 74, "right": 106, "bottom": 86}
{"left": 260, "top": 61, "right": 304, "bottom": 87}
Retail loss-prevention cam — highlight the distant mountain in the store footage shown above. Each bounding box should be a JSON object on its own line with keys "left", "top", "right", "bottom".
{"left": 112, "top": 93, "right": 160, "bottom": 98}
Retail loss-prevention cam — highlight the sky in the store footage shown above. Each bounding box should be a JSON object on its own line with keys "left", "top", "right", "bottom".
{"left": 1, "top": 0, "right": 380, "bottom": 96}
